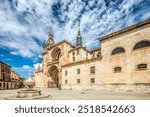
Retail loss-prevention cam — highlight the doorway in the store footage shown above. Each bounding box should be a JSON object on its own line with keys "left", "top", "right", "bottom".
{"left": 48, "top": 65, "right": 59, "bottom": 88}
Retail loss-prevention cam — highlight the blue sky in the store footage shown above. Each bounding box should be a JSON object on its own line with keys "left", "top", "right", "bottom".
{"left": 0, "top": 0, "right": 150, "bottom": 79}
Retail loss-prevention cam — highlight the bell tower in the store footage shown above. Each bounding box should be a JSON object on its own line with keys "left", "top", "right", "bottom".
{"left": 48, "top": 32, "right": 54, "bottom": 45}
{"left": 76, "top": 20, "right": 82, "bottom": 47}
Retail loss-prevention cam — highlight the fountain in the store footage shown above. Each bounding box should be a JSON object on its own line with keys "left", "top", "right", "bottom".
{"left": 17, "top": 73, "right": 41, "bottom": 98}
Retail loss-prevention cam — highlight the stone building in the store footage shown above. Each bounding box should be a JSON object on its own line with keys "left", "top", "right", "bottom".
{"left": 0, "top": 61, "right": 11, "bottom": 90}
{"left": 34, "top": 19, "right": 150, "bottom": 93}
{"left": 10, "top": 70, "right": 25, "bottom": 89}
{"left": 0, "top": 61, "right": 24, "bottom": 90}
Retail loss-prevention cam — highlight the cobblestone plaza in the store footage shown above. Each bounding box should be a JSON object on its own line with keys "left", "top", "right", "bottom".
{"left": 1, "top": 88, "right": 150, "bottom": 100}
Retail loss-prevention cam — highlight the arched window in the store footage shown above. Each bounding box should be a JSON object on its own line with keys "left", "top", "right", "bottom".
{"left": 133, "top": 41, "right": 150, "bottom": 50}
{"left": 72, "top": 51, "right": 75, "bottom": 61}
{"left": 72, "top": 51, "right": 75, "bottom": 55}
{"left": 51, "top": 47, "right": 61, "bottom": 61}
{"left": 92, "top": 53, "right": 95, "bottom": 58}
{"left": 114, "top": 67, "right": 122, "bottom": 73}
{"left": 86, "top": 52, "right": 88, "bottom": 59}
{"left": 76, "top": 49, "right": 79, "bottom": 55}
{"left": 97, "top": 52, "right": 101, "bottom": 57}
{"left": 137, "top": 64, "right": 147, "bottom": 70}
{"left": 111, "top": 47, "right": 125, "bottom": 55}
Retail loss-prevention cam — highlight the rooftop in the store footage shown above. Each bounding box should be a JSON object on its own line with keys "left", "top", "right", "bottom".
{"left": 0, "top": 61, "right": 11, "bottom": 68}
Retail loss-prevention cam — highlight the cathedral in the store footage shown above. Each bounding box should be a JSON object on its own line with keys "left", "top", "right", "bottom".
{"left": 34, "top": 19, "right": 150, "bottom": 93}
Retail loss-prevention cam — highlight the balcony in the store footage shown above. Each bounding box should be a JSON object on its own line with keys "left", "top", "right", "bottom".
{"left": 0, "top": 78, "right": 4, "bottom": 81}
{"left": 11, "top": 78, "right": 16, "bottom": 82}
{"left": 4, "top": 78, "right": 11, "bottom": 82}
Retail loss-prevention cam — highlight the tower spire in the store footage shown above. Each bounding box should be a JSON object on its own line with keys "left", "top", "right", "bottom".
{"left": 48, "top": 26, "right": 54, "bottom": 45}
{"left": 76, "top": 20, "right": 82, "bottom": 47}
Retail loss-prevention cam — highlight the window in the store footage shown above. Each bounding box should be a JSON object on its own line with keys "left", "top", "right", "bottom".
{"left": 86, "top": 52, "right": 88, "bottom": 56}
{"left": 77, "top": 49, "right": 79, "bottom": 55}
{"left": 3, "top": 83, "right": 5, "bottom": 88}
{"left": 86, "top": 52, "right": 88, "bottom": 59}
{"left": 90, "top": 66, "right": 95, "bottom": 74}
{"left": 1, "top": 65, "right": 4, "bottom": 72}
{"left": 137, "top": 64, "right": 147, "bottom": 70}
{"left": 77, "top": 79, "right": 80, "bottom": 84}
{"left": 65, "top": 80, "right": 67, "bottom": 84}
{"left": 2, "top": 73, "right": 5, "bottom": 79}
{"left": 72, "top": 51, "right": 75, "bottom": 55}
{"left": 97, "top": 52, "right": 101, "bottom": 58}
{"left": 111, "top": 47, "right": 125, "bottom": 55}
{"left": 91, "top": 78, "right": 95, "bottom": 83}
{"left": 72, "top": 51, "right": 75, "bottom": 61}
{"left": 114, "top": 67, "right": 122, "bottom": 73}
{"left": 73, "top": 57, "right": 75, "bottom": 61}
{"left": 77, "top": 69, "right": 80, "bottom": 74}
{"left": 133, "top": 41, "right": 150, "bottom": 50}
{"left": 65, "top": 71, "right": 67, "bottom": 76}
{"left": 92, "top": 53, "right": 95, "bottom": 58}
{"left": 51, "top": 47, "right": 61, "bottom": 61}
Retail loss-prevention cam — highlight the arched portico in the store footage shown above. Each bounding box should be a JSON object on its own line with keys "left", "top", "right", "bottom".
{"left": 48, "top": 65, "right": 59, "bottom": 88}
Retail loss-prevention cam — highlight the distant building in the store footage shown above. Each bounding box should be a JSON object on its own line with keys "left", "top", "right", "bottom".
{"left": 10, "top": 70, "right": 25, "bottom": 89}
{"left": 0, "top": 61, "right": 24, "bottom": 90}
{"left": 34, "top": 19, "right": 150, "bottom": 93}
{"left": 0, "top": 61, "right": 11, "bottom": 89}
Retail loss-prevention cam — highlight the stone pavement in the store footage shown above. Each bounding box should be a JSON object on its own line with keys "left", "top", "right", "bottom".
{"left": 0, "top": 88, "right": 150, "bottom": 100}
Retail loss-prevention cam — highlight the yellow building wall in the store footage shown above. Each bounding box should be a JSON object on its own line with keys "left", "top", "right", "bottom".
{"left": 100, "top": 24, "right": 150, "bottom": 84}
{"left": 34, "top": 20, "right": 150, "bottom": 93}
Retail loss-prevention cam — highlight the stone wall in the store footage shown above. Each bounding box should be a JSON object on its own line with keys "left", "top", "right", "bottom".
{"left": 99, "top": 23, "right": 150, "bottom": 84}
{"left": 34, "top": 19, "right": 150, "bottom": 94}
{"left": 61, "top": 84, "right": 150, "bottom": 94}
{"left": 61, "top": 58, "right": 101, "bottom": 85}
{"left": 34, "top": 70, "right": 45, "bottom": 88}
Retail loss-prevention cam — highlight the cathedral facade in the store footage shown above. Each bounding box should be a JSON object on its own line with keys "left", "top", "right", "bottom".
{"left": 34, "top": 19, "right": 150, "bottom": 93}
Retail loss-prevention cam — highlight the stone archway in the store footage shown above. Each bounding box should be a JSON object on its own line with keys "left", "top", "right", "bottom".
{"left": 48, "top": 65, "right": 59, "bottom": 88}
{"left": 51, "top": 47, "right": 61, "bottom": 62}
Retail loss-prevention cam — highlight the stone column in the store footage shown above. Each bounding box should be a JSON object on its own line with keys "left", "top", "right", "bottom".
{"left": 12, "top": 83, "right": 14, "bottom": 89}
{"left": 59, "top": 68, "right": 62, "bottom": 90}
{"left": 2, "top": 82, "right": 4, "bottom": 89}
{"left": 9, "top": 82, "right": 11, "bottom": 89}
{"left": 0, "top": 82, "right": 2, "bottom": 90}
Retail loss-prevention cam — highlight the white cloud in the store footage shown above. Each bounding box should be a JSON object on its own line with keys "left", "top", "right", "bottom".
{"left": 0, "top": 0, "right": 149, "bottom": 58}
{"left": 13, "top": 64, "right": 34, "bottom": 76}
{"left": 12, "top": 64, "right": 34, "bottom": 79}
{"left": 22, "top": 65, "right": 32, "bottom": 70}
{"left": 0, "top": 0, "right": 54, "bottom": 58}
{"left": 33, "top": 63, "right": 42, "bottom": 71}
{"left": 14, "top": 65, "right": 33, "bottom": 71}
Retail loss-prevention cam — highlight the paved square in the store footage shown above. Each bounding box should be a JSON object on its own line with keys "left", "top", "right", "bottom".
{"left": 0, "top": 88, "right": 150, "bottom": 100}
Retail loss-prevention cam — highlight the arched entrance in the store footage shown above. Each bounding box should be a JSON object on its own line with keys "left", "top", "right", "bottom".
{"left": 48, "top": 65, "right": 59, "bottom": 88}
